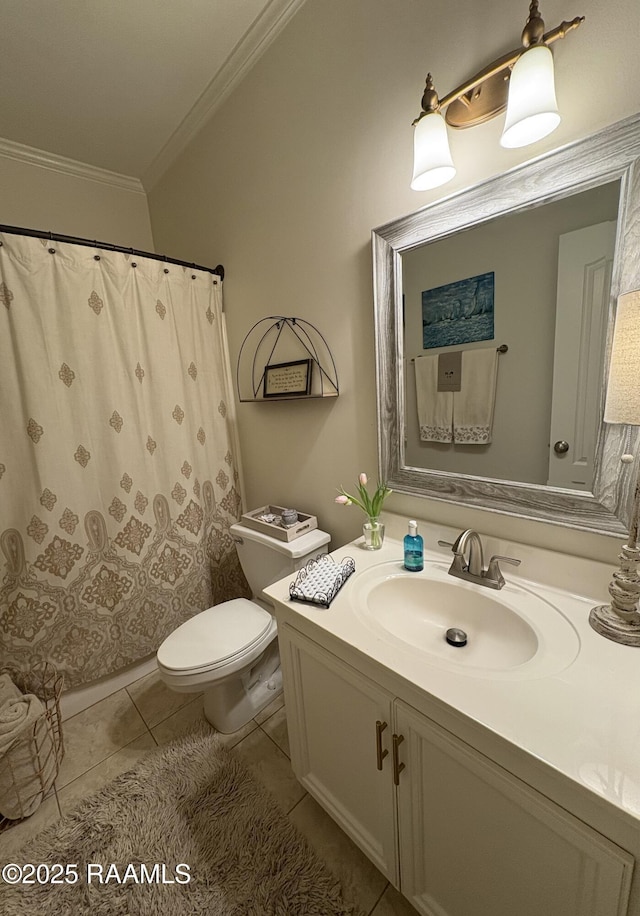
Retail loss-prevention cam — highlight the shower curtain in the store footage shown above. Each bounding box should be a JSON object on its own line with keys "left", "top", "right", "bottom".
{"left": 0, "top": 233, "right": 249, "bottom": 688}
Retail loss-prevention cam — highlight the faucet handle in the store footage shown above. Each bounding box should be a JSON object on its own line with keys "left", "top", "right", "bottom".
{"left": 489, "top": 554, "right": 521, "bottom": 568}
{"left": 438, "top": 540, "right": 466, "bottom": 574}
{"left": 486, "top": 554, "right": 521, "bottom": 587}
{"left": 438, "top": 540, "right": 455, "bottom": 551}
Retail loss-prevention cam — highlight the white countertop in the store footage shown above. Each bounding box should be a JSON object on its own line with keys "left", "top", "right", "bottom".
{"left": 264, "top": 512, "right": 640, "bottom": 825}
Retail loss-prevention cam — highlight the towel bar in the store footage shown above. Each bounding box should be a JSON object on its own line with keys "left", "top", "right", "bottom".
{"left": 411, "top": 344, "right": 508, "bottom": 361}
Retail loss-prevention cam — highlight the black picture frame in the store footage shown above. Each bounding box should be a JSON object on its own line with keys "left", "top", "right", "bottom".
{"left": 263, "top": 359, "right": 313, "bottom": 397}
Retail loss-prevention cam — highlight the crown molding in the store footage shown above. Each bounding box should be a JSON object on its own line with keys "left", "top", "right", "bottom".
{"left": 142, "top": 0, "right": 307, "bottom": 190}
{"left": 0, "top": 136, "right": 145, "bottom": 194}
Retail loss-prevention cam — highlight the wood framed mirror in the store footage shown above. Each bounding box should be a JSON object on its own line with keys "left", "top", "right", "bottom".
{"left": 373, "top": 114, "right": 640, "bottom": 536}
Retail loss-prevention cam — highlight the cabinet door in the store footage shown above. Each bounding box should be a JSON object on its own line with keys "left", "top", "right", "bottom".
{"left": 394, "top": 700, "right": 633, "bottom": 916}
{"left": 279, "top": 624, "right": 398, "bottom": 883}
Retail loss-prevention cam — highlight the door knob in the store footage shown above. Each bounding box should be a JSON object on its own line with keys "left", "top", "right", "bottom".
{"left": 553, "top": 440, "right": 570, "bottom": 454}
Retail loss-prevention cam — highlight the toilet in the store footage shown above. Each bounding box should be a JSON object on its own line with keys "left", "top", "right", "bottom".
{"left": 156, "top": 520, "right": 330, "bottom": 733}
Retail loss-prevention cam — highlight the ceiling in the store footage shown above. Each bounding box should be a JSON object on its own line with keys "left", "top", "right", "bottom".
{"left": 0, "top": 0, "right": 305, "bottom": 187}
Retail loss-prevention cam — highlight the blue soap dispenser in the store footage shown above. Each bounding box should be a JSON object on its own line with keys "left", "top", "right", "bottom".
{"left": 404, "top": 520, "right": 424, "bottom": 572}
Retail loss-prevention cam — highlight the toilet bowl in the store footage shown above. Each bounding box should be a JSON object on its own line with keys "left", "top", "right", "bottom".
{"left": 156, "top": 520, "right": 330, "bottom": 733}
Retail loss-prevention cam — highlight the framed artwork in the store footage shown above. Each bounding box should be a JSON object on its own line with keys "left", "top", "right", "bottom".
{"left": 263, "top": 359, "right": 313, "bottom": 397}
{"left": 422, "top": 271, "right": 494, "bottom": 349}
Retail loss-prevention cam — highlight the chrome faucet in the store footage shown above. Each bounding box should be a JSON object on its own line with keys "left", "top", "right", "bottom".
{"left": 438, "top": 529, "right": 521, "bottom": 590}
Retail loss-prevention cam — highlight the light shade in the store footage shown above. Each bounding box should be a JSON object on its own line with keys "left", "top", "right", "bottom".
{"left": 411, "top": 111, "right": 456, "bottom": 191}
{"left": 500, "top": 44, "right": 560, "bottom": 149}
{"left": 604, "top": 290, "right": 640, "bottom": 426}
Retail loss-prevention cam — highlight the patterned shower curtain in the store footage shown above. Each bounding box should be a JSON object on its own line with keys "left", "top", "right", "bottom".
{"left": 0, "top": 233, "right": 249, "bottom": 688}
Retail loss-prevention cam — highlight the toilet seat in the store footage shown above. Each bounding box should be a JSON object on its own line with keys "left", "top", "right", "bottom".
{"left": 156, "top": 516, "right": 330, "bottom": 731}
{"left": 157, "top": 598, "right": 274, "bottom": 677}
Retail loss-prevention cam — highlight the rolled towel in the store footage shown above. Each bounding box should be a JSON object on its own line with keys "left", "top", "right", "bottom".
{"left": 0, "top": 691, "right": 45, "bottom": 754}
{"left": 0, "top": 679, "right": 56, "bottom": 819}
{"left": 0, "top": 672, "right": 22, "bottom": 708}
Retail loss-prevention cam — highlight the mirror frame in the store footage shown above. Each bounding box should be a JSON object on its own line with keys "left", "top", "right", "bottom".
{"left": 373, "top": 114, "right": 640, "bottom": 537}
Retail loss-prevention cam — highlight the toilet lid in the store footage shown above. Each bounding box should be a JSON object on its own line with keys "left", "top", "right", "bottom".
{"left": 157, "top": 598, "right": 272, "bottom": 673}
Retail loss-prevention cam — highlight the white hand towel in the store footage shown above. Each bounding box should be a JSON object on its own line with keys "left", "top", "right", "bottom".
{"left": 453, "top": 348, "right": 499, "bottom": 444}
{"left": 0, "top": 676, "right": 56, "bottom": 819}
{"left": 414, "top": 355, "right": 453, "bottom": 442}
{"left": 0, "top": 691, "right": 45, "bottom": 753}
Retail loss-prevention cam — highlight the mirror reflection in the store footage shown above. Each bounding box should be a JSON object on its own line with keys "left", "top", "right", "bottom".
{"left": 373, "top": 116, "right": 640, "bottom": 535}
{"left": 402, "top": 181, "right": 620, "bottom": 492}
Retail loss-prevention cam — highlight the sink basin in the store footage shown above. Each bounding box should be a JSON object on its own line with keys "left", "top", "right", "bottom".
{"left": 349, "top": 561, "right": 580, "bottom": 679}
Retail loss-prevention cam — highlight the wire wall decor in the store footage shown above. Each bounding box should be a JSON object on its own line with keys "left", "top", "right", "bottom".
{"left": 236, "top": 316, "right": 339, "bottom": 402}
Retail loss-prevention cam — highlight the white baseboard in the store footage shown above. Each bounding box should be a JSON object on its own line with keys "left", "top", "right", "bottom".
{"left": 59, "top": 655, "right": 158, "bottom": 721}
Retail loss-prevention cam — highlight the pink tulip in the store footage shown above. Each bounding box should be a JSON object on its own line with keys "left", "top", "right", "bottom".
{"left": 359, "top": 473, "right": 368, "bottom": 486}
{"left": 335, "top": 495, "right": 351, "bottom": 505}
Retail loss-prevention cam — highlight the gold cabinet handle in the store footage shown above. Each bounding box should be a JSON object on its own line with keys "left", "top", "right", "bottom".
{"left": 392, "top": 733, "right": 405, "bottom": 785}
{"left": 375, "top": 720, "right": 389, "bottom": 770}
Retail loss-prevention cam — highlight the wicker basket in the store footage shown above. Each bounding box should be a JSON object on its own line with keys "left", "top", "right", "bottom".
{"left": 0, "top": 662, "right": 64, "bottom": 825}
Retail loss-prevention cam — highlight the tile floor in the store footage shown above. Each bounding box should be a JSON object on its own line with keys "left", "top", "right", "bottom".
{"left": 0, "top": 670, "right": 418, "bottom": 915}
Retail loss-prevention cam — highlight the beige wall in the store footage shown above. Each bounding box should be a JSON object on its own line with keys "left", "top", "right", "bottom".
{"left": 0, "top": 155, "right": 154, "bottom": 249}
{"left": 147, "top": 0, "right": 640, "bottom": 565}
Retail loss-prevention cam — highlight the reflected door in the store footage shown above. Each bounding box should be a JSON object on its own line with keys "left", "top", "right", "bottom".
{"left": 547, "top": 221, "right": 616, "bottom": 490}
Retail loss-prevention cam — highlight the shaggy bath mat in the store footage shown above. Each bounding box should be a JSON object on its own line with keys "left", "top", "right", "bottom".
{"left": 2, "top": 729, "right": 359, "bottom": 915}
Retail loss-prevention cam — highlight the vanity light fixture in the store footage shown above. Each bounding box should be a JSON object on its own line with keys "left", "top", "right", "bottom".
{"left": 411, "top": 1, "right": 584, "bottom": 191}
{"left": 590, "top": 290, "right": 640, "bottom": 647}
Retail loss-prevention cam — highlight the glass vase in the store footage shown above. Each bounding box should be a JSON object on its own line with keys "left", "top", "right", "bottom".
{"left": 363, "top": 516, "right": 385, "bottom": 550}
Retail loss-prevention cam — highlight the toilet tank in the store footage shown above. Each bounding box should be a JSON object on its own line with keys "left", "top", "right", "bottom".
{"left": 230, "top": 521, "right": 330, "bottom": 600}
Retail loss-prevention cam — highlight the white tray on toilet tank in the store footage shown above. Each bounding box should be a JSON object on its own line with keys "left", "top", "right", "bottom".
{"left": 241, "top": 505, "right": 318, "bottom": 541}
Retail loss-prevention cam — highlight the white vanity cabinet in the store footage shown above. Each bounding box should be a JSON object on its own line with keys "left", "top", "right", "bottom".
{"left": 395, "top": 700, "right": 632, "bottom": 916}
{"left": 279, "top": 623, "right": 634, "bottom": 916}
{"left": 281, "top": 623, "right": 399, "bottom": 882}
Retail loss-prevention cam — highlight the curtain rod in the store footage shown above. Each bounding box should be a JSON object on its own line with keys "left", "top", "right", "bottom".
{"left": 0, "top": 223, "right": 224, "bottom": 281}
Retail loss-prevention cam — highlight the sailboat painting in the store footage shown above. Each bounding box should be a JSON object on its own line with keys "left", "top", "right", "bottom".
{"left": 422, "top": 271, "right": 494, "bottom": 350}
